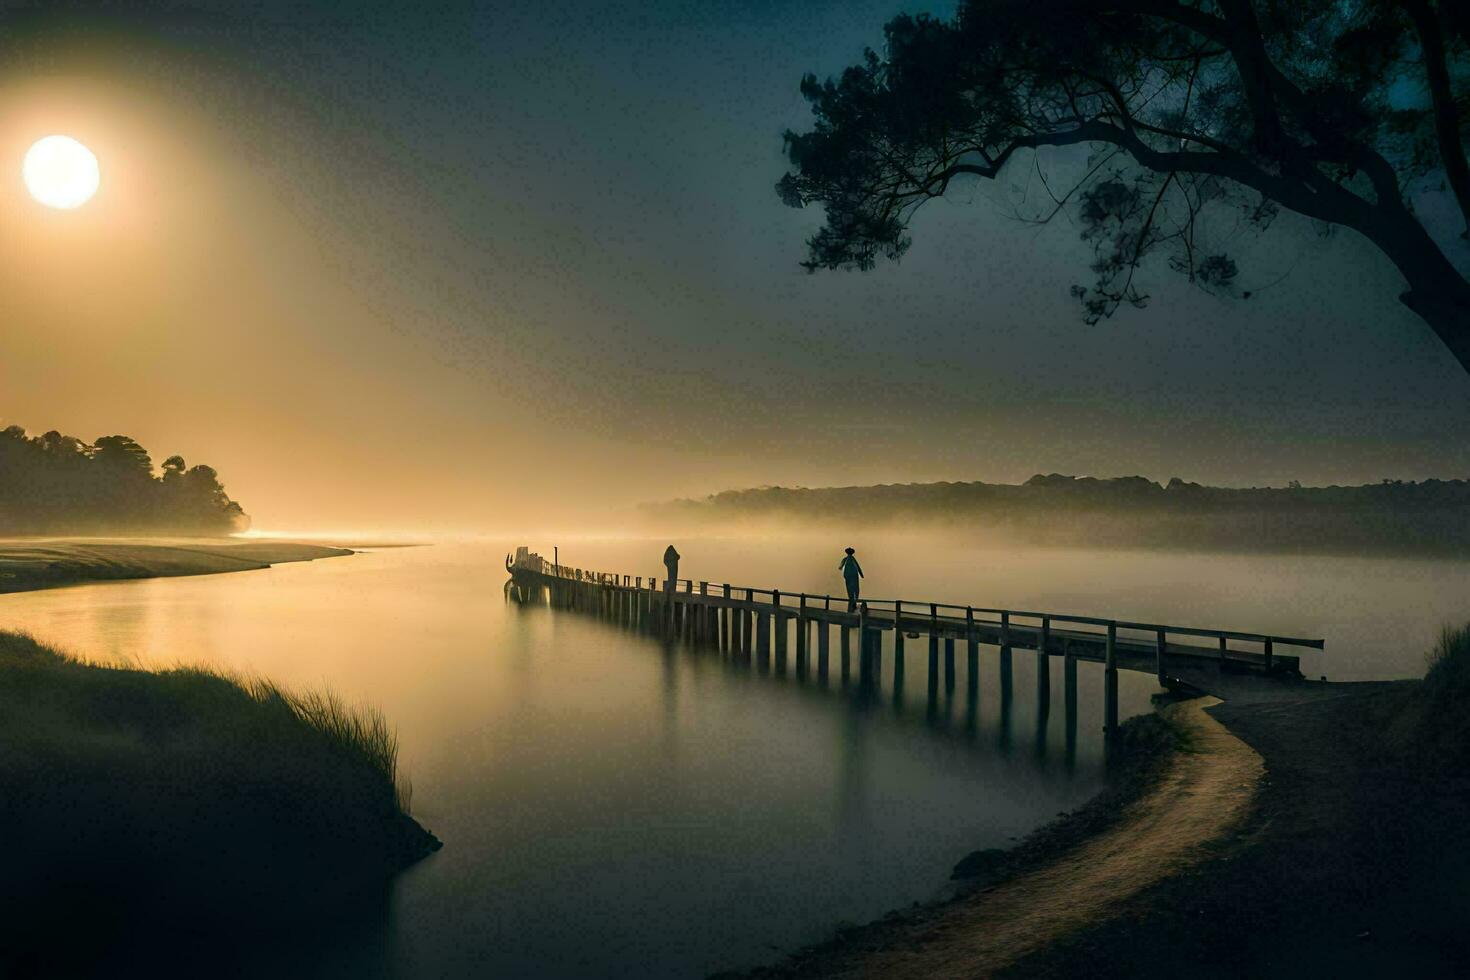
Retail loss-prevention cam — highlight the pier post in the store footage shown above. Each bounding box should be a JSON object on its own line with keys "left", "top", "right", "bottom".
{"left": 1038, "top": 616, "right": 1052, "bottom": 704}
{"left": 966, "top": 606, "right": 978, "bottom": 688}
{"left": 796, "top": 594, "right": 808, "bottom": 675}
{"left": 722, "top": 584, "right": 731, "bottom": 652}
{"left": 685, "top": 579, "right": 693, "bottom": 633}
{"left": 772, "top": 590, "right": 786, "bottom": 668}
{"left": 840, "top": 626, "right": 851, "bottom": 687}
{"left": 757, "top": 610, "right": 770, "bottom": 659}
{"left": 1064, "top": 639, "right": 1078, "bottom": 772}
{"left": 1218, "top": 634, "right": 1228, "bottom": 667}
{"left": 999, "top": 640, "right": 1013, "bottom": 749}
{"left": 927, "top": 604, "right": 939, "bottom": 690}
{"left": 743, "top": 589, "right": 754, "bottom": 654}
{"left": 894, "top": 601, "right": 904, "bottom": 658}
{"left": 1104, "top": 622, "right": 1119, "bottom": 736}
{"left": 1156, "top": 629, "right": 1167, "bottom": 686}
{"left": 1263, "top": 637, "right": 1274, "bottom": 672}
{"left": 817, "top": 619, "right": 830, "bottom": 682}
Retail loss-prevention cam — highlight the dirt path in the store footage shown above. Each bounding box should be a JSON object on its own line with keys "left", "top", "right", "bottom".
{"left": 843, "top": 697, "right": 1262, "bottom": 979}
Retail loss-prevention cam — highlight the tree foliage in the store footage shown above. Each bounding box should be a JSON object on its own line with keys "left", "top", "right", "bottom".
{"left": 779, "top": 0, "right": 1470, "bottom": 371}
{"left": 0, "top": 425, "right": 248, "bottom": 534}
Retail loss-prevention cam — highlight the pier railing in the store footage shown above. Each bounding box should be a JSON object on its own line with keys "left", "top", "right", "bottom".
{"left": 508, "top": 550, "right": 1325, "bottom": 734}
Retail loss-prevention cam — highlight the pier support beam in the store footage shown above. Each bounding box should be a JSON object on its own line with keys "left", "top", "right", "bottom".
{"left": 816, "top": 620, "right": 830, "bottom": 682}
{"left": 1104, "top": 622, "right": 1119, "bottom": 737}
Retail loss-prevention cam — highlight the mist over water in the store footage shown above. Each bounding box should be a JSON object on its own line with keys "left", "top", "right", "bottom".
{"left": 0, "top": 532, "right": 1459, "bottom": 976}
{"left": 0, "top": 537, "right": 1146, "bottom": 978}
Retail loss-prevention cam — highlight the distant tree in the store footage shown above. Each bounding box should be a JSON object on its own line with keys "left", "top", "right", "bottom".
{"left": 778, "top": 0, "right": 1470, "bottom": 373}
{"left": 0, "top": 425, "right": 249, "bottom": 534}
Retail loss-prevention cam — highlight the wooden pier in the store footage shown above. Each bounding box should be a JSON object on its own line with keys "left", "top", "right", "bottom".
{"left": 505, "top": 547, "right": 1324, "bottom": 736}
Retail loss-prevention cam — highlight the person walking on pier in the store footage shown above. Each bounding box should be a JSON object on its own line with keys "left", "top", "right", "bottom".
{"left": 839, "top": 547, "right": 864, "bottom": 611}
{"left": 663, "top": 544, "right": 680, "bottom": 595}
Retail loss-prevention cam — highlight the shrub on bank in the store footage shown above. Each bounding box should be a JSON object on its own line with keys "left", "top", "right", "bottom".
{"left": 1388, "top": 622, "right": 1470, "bottom": 766}
{"left": 0, "top": 630, "right": 438, "bottom": 971}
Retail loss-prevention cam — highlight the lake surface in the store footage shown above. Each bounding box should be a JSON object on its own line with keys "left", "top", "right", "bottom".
{"left": 1, "top": 535, "right": 1462, "bottom": 976}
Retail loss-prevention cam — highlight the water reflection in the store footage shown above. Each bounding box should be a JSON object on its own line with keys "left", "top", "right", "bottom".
{"left": 3, "top": 543, "right": 1141, "bottom": 979}
{"left": 505, "top": 576, "right": 1092, "bottom": 766}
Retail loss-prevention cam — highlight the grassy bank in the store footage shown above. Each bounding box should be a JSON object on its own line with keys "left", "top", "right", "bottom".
{"left": 0, "top": 537, "right": 352, "bottom": 594}
{"left": 0, "top": 630, "right": 438, "bottom": 975}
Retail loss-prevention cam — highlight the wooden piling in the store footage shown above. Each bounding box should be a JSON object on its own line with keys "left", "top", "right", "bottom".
{"left": 928, "top": 603, "right": 939, "bottom": 683}
{"left": 1105, "top": 621, "right": 1119, "bottom": 736}
{"left": 1037, "top": 616, "right": 1051, "bottom": 702}
{"left": 1156, "top": 629, "right": 1168, "bottom": 686}
{"left": 773, "top": 590, "right": 786, "bottom": 665}
{"left": 817, "top": 620, "right": 829, "bottom": 681}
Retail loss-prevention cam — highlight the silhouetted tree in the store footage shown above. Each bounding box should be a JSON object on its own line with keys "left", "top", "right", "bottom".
{"left": 778, "top": 0, "right": 1470, "bottom": 372}
{"left": 0, "top": 425, "right": 249, "bottom": 535}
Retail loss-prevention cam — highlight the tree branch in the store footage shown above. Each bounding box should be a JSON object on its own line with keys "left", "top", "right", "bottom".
{"left": 1402, "top": 0, "right": 1470, "bottom": 236}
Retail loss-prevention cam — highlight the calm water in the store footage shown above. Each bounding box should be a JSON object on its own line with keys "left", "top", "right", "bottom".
{"left": 1, "top": 535, "right": 1463, "bottom": 976}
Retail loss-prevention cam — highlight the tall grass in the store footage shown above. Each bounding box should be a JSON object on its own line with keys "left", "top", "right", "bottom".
{"left": 1424, "top": 622, "right": 1470, "bottom": 694}
{"left": 250, "top": 681, "right": 413, "bottom": 812}
{"left": 0, "top": 631, "right": 416, "bottom": 814}
{"left": 1386, "top": 621, "right": 1470, "bottom": 765}
{"left": 0, "top": 629, "right": 438, "bottom": 973}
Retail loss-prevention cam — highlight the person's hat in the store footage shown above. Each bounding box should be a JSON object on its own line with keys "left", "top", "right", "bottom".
{"left": 844, "top": 547, "right": 855, "bottom": 554}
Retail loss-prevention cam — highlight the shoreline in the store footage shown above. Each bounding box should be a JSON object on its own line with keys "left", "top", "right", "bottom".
{"left": 0, "top": 629, "right": 439, "bottom": 975}
{"left": 0, "top": 536, "right": 354, "bottom": 595}
{"left": 737, "top": 669, "right": 1470, "bottom": 978}
{"left": 724, "top": 694, "right": 1245, "bottom": 978}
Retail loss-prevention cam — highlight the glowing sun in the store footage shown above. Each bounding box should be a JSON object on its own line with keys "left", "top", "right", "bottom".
{"left": 23, "top": 135, "right": 100, "bottom": 209}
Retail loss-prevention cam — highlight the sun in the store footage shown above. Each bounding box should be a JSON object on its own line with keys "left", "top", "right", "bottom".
{"left": 23, "top": 135, "right": 100, "bottom": 210}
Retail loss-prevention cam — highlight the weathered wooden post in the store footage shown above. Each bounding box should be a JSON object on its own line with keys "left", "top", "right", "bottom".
{"left": 721, "top": 584, "right": 731, "bottom": 652}
{"left": 795, "top": 594, "right": 808, "bottom": 674}
{"left": 743, "top": 589, "right": 754, "bottom": 653}
{"left": 1105, "top": 621, "right": 1119, "bottom": 736}
{"left": 1218, "top": 634, "right": 1228, "bottom": 666}
{"left": 858, "top": 601, "right": 872, "bottom": 688}
{"left": 1038, "top": 616, "right": 1052, "bottom": 705}
{"left": 927, "top": 603, "right": 939, "bottom": 686}
{"left": 1263, "top": 637, "right": 1274, "bottom": 672}
{"left": 840, "top": 624, "right": 851, "bottom": 687}
{"left": 894, "top": 600, "right": 905, "bottom": 657}
{"left": 757, "top": 606, "right": 771, "bottom": 659}
{"left": 772, "top": 589, "right": 785, "bottom": 668}
{"left": 817, "top": 617, "right": 830, "bottom": 682}
{"left": 965, "top": 605, "right": 979, "bottom": 684}
{"left": 1156, "top": 629, "right": 1168, "bottom": 686}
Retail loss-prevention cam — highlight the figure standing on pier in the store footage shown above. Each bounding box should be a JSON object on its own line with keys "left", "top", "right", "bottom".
{"left": 839, "top": 547, "right": 864, "bottom": 611}
{"left": 663, "top": 544, "right": 680, "bottom": 595}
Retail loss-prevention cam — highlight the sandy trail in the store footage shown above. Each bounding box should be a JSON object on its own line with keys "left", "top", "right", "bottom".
{"left": 848, "top": 697, "right": 1262, "bottom": 979}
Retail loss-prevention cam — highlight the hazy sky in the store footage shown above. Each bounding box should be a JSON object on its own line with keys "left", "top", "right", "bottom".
{"left": 3, "top": 0, "right": 1470, "bottom": 532}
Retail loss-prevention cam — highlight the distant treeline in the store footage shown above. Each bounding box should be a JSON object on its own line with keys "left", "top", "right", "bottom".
{"left": 653, "top": 474, "right": 1470, "bottom": 557}
{"left": 0, "top": 425, "right": 248, "bottom": 535}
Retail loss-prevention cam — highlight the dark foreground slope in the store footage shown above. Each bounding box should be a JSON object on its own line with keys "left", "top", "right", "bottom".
{"left": 728, "top": 628, "right": 1470, "bottom": 979}
{"left": 1000, "top": 627, "right": 1470, "bottom": 979}
{"left": 999, "top": 667, "right": 1470, "bottom": 975}
{"left": 0, "top": 631, "right": 439, "bottom": 978}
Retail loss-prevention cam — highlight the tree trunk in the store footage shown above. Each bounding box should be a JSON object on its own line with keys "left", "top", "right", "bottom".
{"left": 1362, "top": 207, "right": 1470, "bottom": 374}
